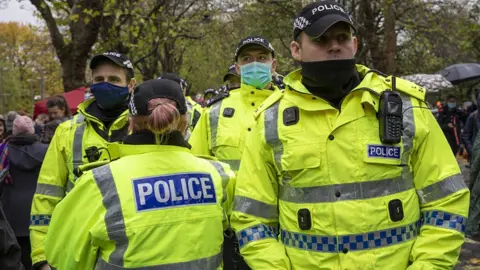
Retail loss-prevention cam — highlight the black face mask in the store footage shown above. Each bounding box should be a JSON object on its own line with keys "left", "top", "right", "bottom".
{"left": 301, "top": 59, "right": 359, "bottom": 101}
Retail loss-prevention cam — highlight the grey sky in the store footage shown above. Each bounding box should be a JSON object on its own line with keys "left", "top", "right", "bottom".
{"left": 0, "top": 0, "right": 38, "bottom": 25}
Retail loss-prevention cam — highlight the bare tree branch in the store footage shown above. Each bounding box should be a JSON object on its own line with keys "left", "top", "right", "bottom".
{"left": 30, "top": 0, "right": 66, "bottom": 56}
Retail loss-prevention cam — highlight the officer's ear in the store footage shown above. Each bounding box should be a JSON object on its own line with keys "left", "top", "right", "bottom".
{"left": 290, "top": 40, "right": 302, "bottom": 62}
{"left": 352, "top": 36, "right": 358, "bottom": 56}
{"left": 128, "top": 78, "right": 136, "bottom": 93}
{"left": 235, "top": 63, "right": 241, "bottom": 76}
{"left": 271, "top": 58, "right": 278, "bottom": 74}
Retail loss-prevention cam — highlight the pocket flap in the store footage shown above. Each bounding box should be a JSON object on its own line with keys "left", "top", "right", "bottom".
{"left": 282, "top": 143, "right": 321, "bottom": 171}
{"left": 214, "top": 132, "right": 240, "bottom": 147}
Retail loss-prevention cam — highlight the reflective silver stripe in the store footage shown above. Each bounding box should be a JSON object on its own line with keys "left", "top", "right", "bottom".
{"left": 35, "top": 183, "right": 65, "bottom": 198}
{"left": 93, "top": 165, "right": 128, "bottom": 266}
{"left": 208, "top": 160, "right": 230, "bottom": 188}
{"left": 422, "top": 210, "right": 467, "bottom": 234}
{"left": 399, "top": 93, "right": 415, "bottom": 193}
{"left": 264, "top": 102, "right": 282, "bottom": 171}
{"left": 399, "top": 93, "right": 414, "bottom": 185}
{"left": 66, "top": 180, "right": 74, "bottom": 193}
{"left": 233, "top": 195, "right": 278, "bottom": 220}
{"left": 95, "top": 252, "right": 222, "bottom": 270}
{"left": 417, "top": 174, "right": 467, "bottom": 204}
{"left": 208, "top": 160, "right": 230, "bottom": 203}
{"left": 400, "top": 93, "right": 414, "bottom": 163}
{"left": 72, "top": 113, "right": 86, "bottom": 181}
{"left": 209, "top": 102, "right": 222, "bottom": 148}
{"left": 282, "top": 220, "right": 421, "bottom": 252}
{"left": 279, "top": 176, "right": 413, "bottom": 203}
{"left": 219, "top": 159, "right": 240, "bottom": 171}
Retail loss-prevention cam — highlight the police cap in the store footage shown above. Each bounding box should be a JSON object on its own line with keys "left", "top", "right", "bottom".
{"left": 293, "top": 1, "right": 356, "bottom": 40}
{"left": 129, "top": 79, "right": 187, "bottom": 116}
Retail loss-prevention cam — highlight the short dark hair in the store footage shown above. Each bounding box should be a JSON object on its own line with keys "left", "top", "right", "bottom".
{"left": 46, "top": 95, "right": 72, "bottom": 117}
{"left": 447, "top": 95, "right": 456, "bottom": 100}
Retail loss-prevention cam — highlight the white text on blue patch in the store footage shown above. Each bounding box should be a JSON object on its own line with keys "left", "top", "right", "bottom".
{"left": 368, "top": 145, "right": 401, "bottom": 159}
{"left": 133, "top": 173, "right": 216, "bottom": 211}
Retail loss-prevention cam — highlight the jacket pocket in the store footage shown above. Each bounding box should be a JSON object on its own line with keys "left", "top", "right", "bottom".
{"left": 282, "top": 143, "right": 321, "bottom": 171}
{"left": 213, "top": 131, "right": 240, "bottom": 148}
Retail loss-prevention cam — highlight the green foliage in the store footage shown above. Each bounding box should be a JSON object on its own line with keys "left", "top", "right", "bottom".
{"left": 0, "top": 22, "right": 62, "bottom": 114}
{"left": 8, "top": 0, "right": 480, "bottom": 99}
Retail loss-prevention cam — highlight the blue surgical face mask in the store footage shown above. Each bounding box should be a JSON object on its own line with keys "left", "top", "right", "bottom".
{"left": 90, "top": 82, "right": 130, "bottom": 109}
{"left": 447, "top": 102, "right": 457, "bottom": 109}
{"left": 240, "top": 61, "right": 272, "bottom": 89}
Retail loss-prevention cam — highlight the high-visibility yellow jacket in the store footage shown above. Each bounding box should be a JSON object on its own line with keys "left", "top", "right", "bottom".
{"left": 30, "top": 99, "right": 129, "bottom": 265}
{"left": 44, "top": 141, "right": 234, "bottom": 270}
{"left": 231, "top": 66, "right": 470, "bottom": 270}
{"left": 186, "top": 96, "right": 203, "bottom": 130}
{"left": 189, "top": 83, "right": 279, "bottom": 213}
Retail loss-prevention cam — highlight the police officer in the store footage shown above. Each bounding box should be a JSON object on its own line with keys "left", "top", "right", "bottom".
{"left": 223, "top": 64, "right": 241, "bottom": 90}
{"left": 189, "top": 35, "right": 280, "bottom": 174}
{"left": 158, "top": 73, "right": 203, "bottom": 137}
{"left": 30, "top": 52, "right": 135, "bottom": 270}
{"left": 43, "top": 79, "right": 234, "bottom": 270}
{"left": 231, "top": 1, "right": 470, "bottom": 269}
{"left": 189, "top": 35, "right": 281, "bottom": 270}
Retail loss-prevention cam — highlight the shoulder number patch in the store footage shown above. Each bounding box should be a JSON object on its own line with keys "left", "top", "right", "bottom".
{"left": 133, "top": 173, "right": 216, "bottom": 212}
{"left": 367, "top": 145, "right": 401, "bottom": 159}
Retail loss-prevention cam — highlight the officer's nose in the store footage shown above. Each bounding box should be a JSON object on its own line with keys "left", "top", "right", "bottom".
{"left": 328, "top": 40, "right": 341, "bottom": 54}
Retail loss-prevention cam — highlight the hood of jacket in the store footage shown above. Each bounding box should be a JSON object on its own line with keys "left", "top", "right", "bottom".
{"left": 7, "top": 134, "right": 48, "bottom": 171}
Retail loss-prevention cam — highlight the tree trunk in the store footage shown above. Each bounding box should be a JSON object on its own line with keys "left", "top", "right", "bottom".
{"left": 30, "top": 0, "right": 104, "bottom": 92}
{"left": 162, "top": 42, "right": 176, "bottom": 74}
{"left": 382, "top": 0, "right": 396, "bottom": 74}
{"left": 358, "top": 0, "right": 385, "bottom": 72}
{"left": 59, "top": 55, "right": 89, "bottom": 92}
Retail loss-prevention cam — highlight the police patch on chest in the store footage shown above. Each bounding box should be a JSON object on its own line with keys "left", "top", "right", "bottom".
{"left": 133, "top": 173, "right": 217, "bottom": 212}
{"left": 367, "top": 145, "right": 401, "bottom": 159}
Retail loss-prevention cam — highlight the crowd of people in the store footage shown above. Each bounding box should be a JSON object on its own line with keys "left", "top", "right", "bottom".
{"left": 0, "top": 1, "right": 477, "bottom": 270}
{"left": 0, "top": 95, "right": 74, "bottom": 269}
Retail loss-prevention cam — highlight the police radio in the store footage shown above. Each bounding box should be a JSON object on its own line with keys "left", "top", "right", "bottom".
{"left": 85, "top": 146, "right": 102, "bottom": 162}
{"left": 378, "top": 90, "right": 403, "bottom": 145}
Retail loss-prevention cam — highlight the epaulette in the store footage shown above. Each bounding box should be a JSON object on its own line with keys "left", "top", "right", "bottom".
{"left": 74, "top": 160, "right": 111, "bottom": 178}
{"left": 365, "top": 69, "right": 388, "bottom": 77}
{"left": 272, "top": 75, "right": 286, "bottom": 89}
{"left": 364, "top": 69, "right": 426, "bottom": 101}
{"left": 218, "top": 85, "right": 229, "bottom": 93}
{"left": 206, "top": 91, "right": 230, "bottom": 107}
{"left": 386, "top": 76, "right": 426, "bottom": 101}
{"left": 253, "top": 89, "right": 284, "bottom": 119}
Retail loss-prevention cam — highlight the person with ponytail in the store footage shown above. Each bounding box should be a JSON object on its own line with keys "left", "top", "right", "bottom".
{"left": 43, "top": 79, "right": 235, "bottom": 270}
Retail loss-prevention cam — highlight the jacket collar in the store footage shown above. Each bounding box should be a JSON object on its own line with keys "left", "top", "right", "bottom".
{"left": 283, "top": 65, "right": 385, "bottom": 112}
{"left": 123, "top": 130, "right": 191, "bottom": 148}
{"left": 77, "top": 99, "right": 129, "bottom": 128}
{"left": 107, "top": 131, "right": 191, "bottom": 159}
{"left": 234, "top": 83, "right": 278, "bottom": 101}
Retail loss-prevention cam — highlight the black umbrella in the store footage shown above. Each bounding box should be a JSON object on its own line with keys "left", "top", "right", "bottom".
{"left": 439, "top": 63, "right": 480, "bottom": 85}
